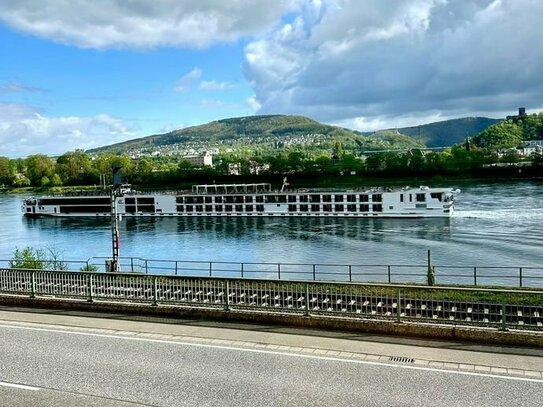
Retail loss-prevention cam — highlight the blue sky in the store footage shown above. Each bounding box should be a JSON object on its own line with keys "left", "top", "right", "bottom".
{"left": 1, "top": 0, "right": 542, "bottom": 157}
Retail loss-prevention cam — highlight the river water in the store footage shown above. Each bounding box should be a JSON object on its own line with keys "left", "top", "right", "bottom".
{"left": 1, "top": 180, "right": 542, "bottom": 284}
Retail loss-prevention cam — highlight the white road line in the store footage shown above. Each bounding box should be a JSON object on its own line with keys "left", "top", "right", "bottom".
{"left": 1, "top": 322, "right": 542, "bottom": 384}
{"left": 0, "top": 381, "right": 40, "bottom": 391}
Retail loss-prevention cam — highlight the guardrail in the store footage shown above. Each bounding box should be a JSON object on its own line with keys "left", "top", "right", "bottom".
{"left": 1, "top": 257, "right": 542, "bottom": 287}
{"left": 1, "top": 268, "right": 542, "bottom": 332}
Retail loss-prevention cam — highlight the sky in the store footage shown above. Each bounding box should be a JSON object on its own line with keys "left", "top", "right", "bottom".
{"left": 0, "top": 0, "right": 542, "bottom": 157}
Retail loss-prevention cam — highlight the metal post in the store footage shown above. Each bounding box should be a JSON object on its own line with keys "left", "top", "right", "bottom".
{"left": 152, "top": 276, "right": 158, "bottom": 306}
{"left": 87, "top": 274, "right": 93, "bottom": 302}
{"left": 145, "top": 260, "right": 148, "bottom": 274}
{"left": 519, "top": 267, "right": 523, "bottom": 288}
{"left": 278, "top": 263, "right": 281, "bottom": 280}
{"left": 387, "top": 265, "right": 391, "bottom": 284}
{"left": 397, "top": 288, "right": 401, "bottom": 323}
{"left": 175, "top": 261, "right": 178, "bottom": 276}
{"left": 304, "top": 283, "right": 310, "bottom": 316}
{"left": 131, "top": 257, "right": 134, "bottom": 272}
{"left": 209, "top": 262, "right": 212, "bottom": 277}
{"left": 30, "top": 271, "right": 36, "bottom": 299}
{"left": 348, "top": 265, "right": 352, "bottom": 282}
{"left": 500, "top": 299, "right": 507, "bottom": 331}
{"left": 241, "top": 263, "right": 244, "bottom": 278}
{"left": 312, "top": 264, "right": 316, "bottom": 281}
{"left": 224, "top": 279, "right": 230, "bottom": 311}
{"left": 473, "top": 267, "right": 477, "bottom": 286}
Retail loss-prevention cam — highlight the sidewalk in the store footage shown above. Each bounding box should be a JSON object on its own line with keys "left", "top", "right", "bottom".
{"left": 1, "top": 305, "right": 542, "bottom": 378}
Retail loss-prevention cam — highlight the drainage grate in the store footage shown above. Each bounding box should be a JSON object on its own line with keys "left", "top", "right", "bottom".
{"left": 389, "top": 356, "right": 415, "bottom": 363}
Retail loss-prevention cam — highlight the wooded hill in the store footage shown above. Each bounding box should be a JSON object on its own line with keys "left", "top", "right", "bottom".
{"left": 88, "top": 114, "right": 498, "bottom": 155}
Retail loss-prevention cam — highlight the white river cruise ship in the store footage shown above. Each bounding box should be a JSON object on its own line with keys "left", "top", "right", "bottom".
{"left": 22, "top": 182, "right": 459, "bottom": 218}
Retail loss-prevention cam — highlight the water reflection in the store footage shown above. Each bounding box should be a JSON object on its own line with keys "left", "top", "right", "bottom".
{"left": 24, "top": 215, "right": 452, "bottom": 244}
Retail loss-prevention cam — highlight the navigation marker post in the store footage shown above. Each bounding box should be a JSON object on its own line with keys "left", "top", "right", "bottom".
{"left": 109, "top": 164, "right": 122, "bottom": 272}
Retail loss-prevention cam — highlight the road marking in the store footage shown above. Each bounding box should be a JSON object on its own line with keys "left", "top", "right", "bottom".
{"left": 1, "top": 322, "right": 542, "bottom": 384}
{"left": 0, "top": 381, "right": 40, "bottom": 391}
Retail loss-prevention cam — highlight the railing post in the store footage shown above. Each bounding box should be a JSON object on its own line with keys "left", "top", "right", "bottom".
{"left": 175, "top": 261, "right": 178, "bottom": 276}
{"left": 209, "top": 262, "right": 212, "bottom": 277}
{"left": 241, "top": 263, "right": 244, "bottom": 278}
{"left": 348, "top": 265, "right": 352, "bottom": 282}
{"left": 131, "top": 257, "right": 134, "bottom": 272}
{"left": 152, "top": 276, "right": 158, "bottom": 306}
{"left": 500, "top": 299, "right": 507, "bottom": 331}
{"left": 278, "top": 263, "right": 281, "bottom": 280}
{"left": 312, "top": 264, "right": 316, "bottom": 281}
{"left": 30, "top": 271, "right": 36, "bottom": 299}
{"left": 387, "top": 265, "right": 391, "bottom": 284}
{"left": 519, "top": 267, "right": 523, "bottom": 288}
{"left": 87, "top": 274, "right": 93, "bottom": 303}
{"left": 304, "top": 283, "right": 310, "bottom": 316}
{"left": 473, "top": 267, "right": 477, "bottom": 286}
{"left": 224, "top": 279, "right": 230, "bottom": 311}
{"left": 145, "top": 260, "right": 149, "bottom": 274}
{"left": 397, "top": 288, "right": 401, "bottom": 323}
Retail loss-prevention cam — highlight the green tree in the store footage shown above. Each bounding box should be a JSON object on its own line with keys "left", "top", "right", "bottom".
{"left": 56, "top": 150, "right": 93, "bottom": 184}
{"left": 25, "top": 154, "right": 55, "bottom": 185}
{"left": 474, "top": 121, "right": 523, "bottom": 149}
{"left": 0, "top": 156, "right": 15, "bottom": 185}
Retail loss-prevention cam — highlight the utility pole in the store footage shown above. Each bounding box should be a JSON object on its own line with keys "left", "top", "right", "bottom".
{"left": 110, "top": 164, "right": 122, "bottom": 272}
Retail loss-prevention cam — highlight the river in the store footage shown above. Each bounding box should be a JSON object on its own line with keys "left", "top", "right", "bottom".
{"left": 1, "top": 180, "right": 542, "bottom": 284}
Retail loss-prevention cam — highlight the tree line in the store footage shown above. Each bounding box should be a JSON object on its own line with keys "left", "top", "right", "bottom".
{"left": 1, "top": 114, "right": 542, "bottom": 189}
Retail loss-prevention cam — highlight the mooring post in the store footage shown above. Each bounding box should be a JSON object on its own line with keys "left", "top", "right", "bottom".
{"left": 427, "top": 249, "right": 435, "bottom": 286}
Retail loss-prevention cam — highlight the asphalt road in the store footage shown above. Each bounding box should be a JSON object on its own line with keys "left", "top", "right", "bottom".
{"left": 0, "top": 322, "right": 542, "bottom": 406}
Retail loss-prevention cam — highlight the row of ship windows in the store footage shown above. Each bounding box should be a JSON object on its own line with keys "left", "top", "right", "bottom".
{"left": 173, "top": 204, "right": 384, "bottom": 213}
{"left": 174, "top": 194, "right": 386, "bottom": 204}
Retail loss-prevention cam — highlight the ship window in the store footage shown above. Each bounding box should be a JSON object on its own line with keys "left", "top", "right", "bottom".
{"left": 416, "top": 193, "right": 426, "bottom": 202}
{"left": 400, "top": 194, "right": 404, "bottom": 203}
{"left": 125, "top": 197, "right": 136, "bottom": 204}
{"left": 359, "top": 194, "right": 369, "bottom": 202}
{"left": 225, "top": 196, "right": 234, "bottom": 203}
{"left": 409, "top": 194, "right": 412, "bottom": 202}
{"left": 347, "top": 195, "right": 356, "bottom": 202}
{"left": 288, "top": 205, "right": 297, "bottom": 212}
{"left": 278, "top": 195, "right": 287, "bottom": 203}
{"left": 323, "top": 204, "right": 332, "bottom": 212}
{"left": 195, "top": 205, "right": 203, "bottom": 212}
{"left": 185, "top": 197, "right": 194, "bottom": 204}
{"left": 373, "top": 204, "right": 383, "bottom": 212}
{"left": 299, "top": 195, "right": 308, "bottom": 202}
{"left": 389, "top": 206, "right": 394, "bottom": 210}
{"left": 215, "top": 196, "right": 223, "bottom": 203}
{"left": 256, "top": 205, "right": 264, "bottom": 212}
{"left": 246, "top": 205, "right": 253, "bottom": 212}
{"left": 347, "top": 204, "right": 356, "bottom": 212}
{"left": 288, "top": 195, "right": 297, "bottom": 203}
{"left": 265, "top": 195, "right": 275, "bottom": 203}
{"left": 334, "top": 195, "right": 344, "bottom": 202}
{"left": 126, "top": 205, "right": 136, "bottom": 213}
{"left": 323, "top": 195, "right": 332, "bottom": 202}
{"left": 300, "top": 205, "right": 308, "bottom": 212}
{"left": 311, "top": 204, "right": 320, "bottom": 212}
{"left": 205, "top": 205, "right": 213, "bottom": 212}
{"left": 175, "top": 197, "right": 184, "bottom": 204}
{"left": 335, "top": 204, "right": 344, "bottom": 212}
{"left": 225, "top": 205, "right": 232, "bottom": 212}
{"left": 205, "top": 197, "right": 212, "bottom": 203}
{"left": 430, "top": 192, "right": 443, "bottom": 202}
{"left": 177, "top": 205, "right": 184, "bottom": 212}
{"left": 235, "top": 205, "right": 243, "bottom": 212}
{"left": 360, "top": 204, "right": 369, "bottom": 212}
{"left": 310, "top": 195, "right": 321, "bottom": 203}
{"left": 245, "top": 196, "right": 253, "bottom": 203}
{"left": 234, "top": 196, "right": 244, "bottom": 203}
{"left": 215, "top": 205, "right": 223, "bottom": 212}
{"left": 195, "top": 197, "right": 204, "bottom": 204}
{"left": 186, "top": 205, "right": 193, "bottom": 212}
{"left": 372, "top": 194, "right": 382, "bottom": 202}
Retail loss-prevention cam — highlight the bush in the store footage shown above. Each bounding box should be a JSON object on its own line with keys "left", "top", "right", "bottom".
{"left": 10, "top": 246, "right": 68, "bottom": 270}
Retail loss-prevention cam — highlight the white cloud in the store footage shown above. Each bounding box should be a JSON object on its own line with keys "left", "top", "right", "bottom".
{"left": 0, "top": 81, "right": 48, "bottom": 93}
{"left": 243, "top": 0, "right": 543, "bottom": 128}
{"left": 199, "top": 98, "right": 225, "bottom": 108}
{"left": 246, "top": 95, "right": 262, "bottom": 112}
{"left": 0, "top": 0, "right": 300, "bottom": 49}
{"left": 0, "top": 102, "right": 137, "bottom": 157}
{"left": 199, "top": 80, "right": 236, "bottom": 91}
{"left": 175, "top": 67, "right": 202, "bottom": 92}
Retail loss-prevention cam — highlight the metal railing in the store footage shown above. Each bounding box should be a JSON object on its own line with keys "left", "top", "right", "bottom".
{"left": 1, "top": 268, "right": 542, "bottom": 332}
{"left": 1, "top": 257, "right": 542, "bottom": 287}
{"left": 83, "top": 257, "right": 543, "bottom": 288}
